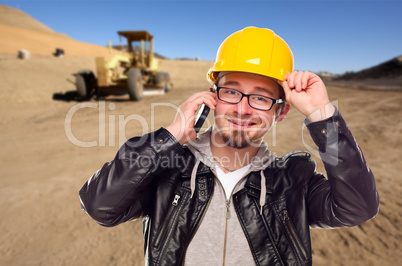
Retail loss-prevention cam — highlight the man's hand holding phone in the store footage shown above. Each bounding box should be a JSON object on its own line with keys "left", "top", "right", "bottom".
{"left": 166, "top": 89, "right": 217, "bottom": 145}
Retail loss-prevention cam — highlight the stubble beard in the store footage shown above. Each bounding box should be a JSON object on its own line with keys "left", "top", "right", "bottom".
{"left": 220, "top": 129, "right": 256, "bottom": 149}
{"left": 215, "top": 123, "right": 264, "bottom": 149}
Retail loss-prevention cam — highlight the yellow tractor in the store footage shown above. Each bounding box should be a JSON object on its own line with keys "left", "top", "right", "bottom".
{"left": 75, "top": 30, "right": 172, "bottom": 101}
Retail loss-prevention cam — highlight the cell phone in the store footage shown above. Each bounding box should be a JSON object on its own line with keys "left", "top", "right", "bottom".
{"left": 194, "top": 86, "right": 216, "bottom": 133}
{"left": 194, "top": 104, "right": 210, "bottom": 133}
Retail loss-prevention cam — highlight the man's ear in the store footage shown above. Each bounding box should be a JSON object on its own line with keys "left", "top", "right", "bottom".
{"left": 275, "top": 103, "right": 290, "bottom": 122}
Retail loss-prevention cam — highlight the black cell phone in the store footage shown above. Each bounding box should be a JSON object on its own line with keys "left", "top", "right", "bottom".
{"left": 194, "top": 86, "right": 216, "bottom": 133}
{"left": 194, "top": 104, "right": 210, "bottom": 133}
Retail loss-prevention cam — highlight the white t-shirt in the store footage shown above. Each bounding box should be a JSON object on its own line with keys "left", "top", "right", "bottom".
{"left": 215, "top": 165, "right": 251, "bottom": 200}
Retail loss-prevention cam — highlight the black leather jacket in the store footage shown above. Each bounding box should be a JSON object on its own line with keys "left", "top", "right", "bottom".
{"left": 79, "top": 111, "right": 379, "bottom": 265}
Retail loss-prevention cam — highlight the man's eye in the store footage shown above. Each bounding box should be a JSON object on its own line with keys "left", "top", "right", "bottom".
{"left": 253, "top": 96, "right": 268, "bottom": 102}
{"left": 225, "top": 89, "right": 239, "bottom": 95}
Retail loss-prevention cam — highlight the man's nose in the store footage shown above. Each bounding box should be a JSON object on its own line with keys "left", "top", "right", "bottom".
{"left": 236, "top": 96, "right": 253, "bottom": 115}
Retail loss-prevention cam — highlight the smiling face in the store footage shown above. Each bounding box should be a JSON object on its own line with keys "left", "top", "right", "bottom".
{"left": 212, "top": 72, "right": 282, "bottom": 149}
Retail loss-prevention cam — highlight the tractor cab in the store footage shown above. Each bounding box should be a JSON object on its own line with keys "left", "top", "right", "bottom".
{"left": 118, "top": 31, "right": 158, "bottom": 71}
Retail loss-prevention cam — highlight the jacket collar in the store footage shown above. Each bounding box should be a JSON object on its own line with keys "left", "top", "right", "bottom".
{"left": 181, "top": 149, "right": 275, "bottom": 194}
{"left": 181, "top": 157, "right": 211, "bottom": 178}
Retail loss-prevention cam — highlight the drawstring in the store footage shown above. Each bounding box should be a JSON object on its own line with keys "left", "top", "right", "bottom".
{"left": 190, "top": 159, "right": 201, "bottom": 198}
{"left": 191, "top": 160, "right": 268, "bottom": 211}
{"left": 186, "top": 130, "right": 273, "bottom": 212}
{"left": 259, "top": 170, "right": 266, "bottom": 215}
{"left": 256, "top": 153, "right": 274, "bottom": 215}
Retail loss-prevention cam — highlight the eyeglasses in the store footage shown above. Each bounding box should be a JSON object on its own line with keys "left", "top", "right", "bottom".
{"left": 216, "top": 87, "right": 283, "bottom": 111}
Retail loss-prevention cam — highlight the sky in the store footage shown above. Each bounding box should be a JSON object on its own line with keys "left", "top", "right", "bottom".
{"left": 2, "top": 0, "right": 402, "bottom": 74}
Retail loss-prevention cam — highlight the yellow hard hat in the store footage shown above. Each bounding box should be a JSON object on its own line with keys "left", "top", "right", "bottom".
{"left": 207, "top": 26, "right": 294, "bottom": 83}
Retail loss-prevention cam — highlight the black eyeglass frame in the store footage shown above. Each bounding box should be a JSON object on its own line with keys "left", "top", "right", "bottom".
{"left": 216, "top": 86, "right": 284, "bottom": 111}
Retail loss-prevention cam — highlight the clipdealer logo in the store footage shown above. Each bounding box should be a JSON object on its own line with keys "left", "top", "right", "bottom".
{"left": 64, "top": 100, "right": 339, "bottom": 166}
{"left": 64, "top": 101, "right": 215, "bottom": 149}
{"left": 64, "top": 101, "right": 182, "bottom": 148}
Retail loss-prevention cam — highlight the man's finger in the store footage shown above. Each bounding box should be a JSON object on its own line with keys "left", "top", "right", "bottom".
{"left": 278, "top": 80, "right": 292, "bottom": 100}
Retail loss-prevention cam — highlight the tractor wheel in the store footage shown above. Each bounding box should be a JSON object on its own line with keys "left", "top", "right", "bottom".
{"left": 127, "top": 68, "right": 143, "bottom": 101}
{"left": 76, "top": 70, "right": 96, "bottom": 100}
{"left": 156, "top": 72, "right": 171, "bottom": 92}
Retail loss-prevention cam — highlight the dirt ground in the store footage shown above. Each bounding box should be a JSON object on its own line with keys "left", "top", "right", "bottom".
{"left": 1, "top": 4, "right": 401, "bottom": 266}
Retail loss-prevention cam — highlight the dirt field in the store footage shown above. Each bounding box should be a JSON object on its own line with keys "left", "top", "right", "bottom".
{"left": 1, "top": 4, "right": 401, "bottom": 266}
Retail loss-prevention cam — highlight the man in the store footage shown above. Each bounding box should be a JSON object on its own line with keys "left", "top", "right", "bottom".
{"left": 79, "top": 27, "right": 379, "bottom": 265}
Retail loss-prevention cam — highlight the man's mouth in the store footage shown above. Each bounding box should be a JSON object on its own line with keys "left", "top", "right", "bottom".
{"left": 227, "top": 119, "right": 257, "bottom": 129}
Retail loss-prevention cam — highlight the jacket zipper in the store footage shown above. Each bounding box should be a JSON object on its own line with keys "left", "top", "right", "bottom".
{"left": 223, "top": 198, "right": 232, "bottom": 265}
{"left": 282, "top": 210, "right": 309, "bottom": 262}
{"left": 181, "top": 179, "right": 214, "bottom": 266}
{"left": 216, "top": 175, "right": 245, "bottom": 266}
{"left": 185, "top": 169, "right": 249, "bottom": 265}
{"left": 154, "top": 194, "right": 181, "bottom": 248}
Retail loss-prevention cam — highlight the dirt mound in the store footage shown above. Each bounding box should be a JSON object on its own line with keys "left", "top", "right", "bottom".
{"left": 0, "top": 5, "right": 54, "bottom": 32}
{"left": 0, "top": 4, "right": 122, "bottom": 58}
{"left": 336, "top": 56, "right": 402, "bottom": 80}
{"left": 324, "top": 56, "right": 402, "bottom": 91}
{"left": 1, "top": 22, "right": 126, "bottom": 57}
